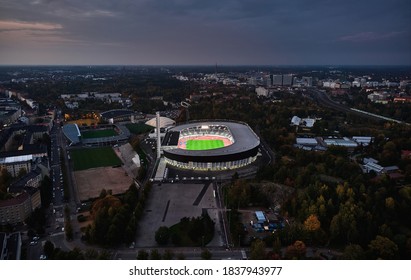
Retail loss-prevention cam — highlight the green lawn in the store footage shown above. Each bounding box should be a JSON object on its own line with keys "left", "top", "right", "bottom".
{"left": 125, "top": 123, "right": 152, "bottom": 135}
{"left": 81, "top": 129, "right": 117, "bottom": 139}
{"left": 71, "top": 147, "right": 122, "bottom": 171}
{"left": 186, "top": 139, "right": 224, "bottom": 150}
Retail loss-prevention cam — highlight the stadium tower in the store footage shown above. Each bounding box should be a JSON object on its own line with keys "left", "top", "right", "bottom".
{"left": 156, "top": 112, "right": 161, "bottom": 159}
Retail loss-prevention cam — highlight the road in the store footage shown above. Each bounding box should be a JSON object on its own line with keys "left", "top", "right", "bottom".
{"left": 114, "top": 247, "right": 245, "bottom": 260}
{"left": 308, "top": 88, "right": 407, "bottom": 124}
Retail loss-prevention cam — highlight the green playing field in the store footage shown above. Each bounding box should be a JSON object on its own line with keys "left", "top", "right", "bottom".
{"left": 81, "top": 129, "right": 117, "bottom": 139}
{"left": 71, "top": 147, "right": 122, "bottom": 171}
{"left": 186, "top": 139, "right": 224, "bottom": 150}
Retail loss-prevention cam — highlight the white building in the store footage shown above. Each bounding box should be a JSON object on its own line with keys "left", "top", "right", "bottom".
{"left": 255, "top": 87, "right": 269, "bottom": 97}
{"left": 291, "top": 116, "right": 316, "bottom": 128}
{"left": 296, "top": 138, "right": 318, "bottom": 146}
{"left": 353, "top": 137, "right": 373, "bottom": 146}
{"left": 352, "top": 80, "right": 361, "bottom": 87}
{"left": 324, "top": 137, "right": 358, "bottom": 148}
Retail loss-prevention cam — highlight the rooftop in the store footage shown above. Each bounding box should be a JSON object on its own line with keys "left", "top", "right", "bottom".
{"left": 62, "top": 123, "right": 81, "bottom": 144}
{"left": 166, "top": 121, "right": 260, "bottom": 157}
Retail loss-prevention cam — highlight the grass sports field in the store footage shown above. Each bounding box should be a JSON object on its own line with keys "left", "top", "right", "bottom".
{"left": 71, "top": 147, "right": 122, "bottom": 171}
{"left": 186, "top": 139, "right": 224, "bottom": 150}
{"left": 125, "top": 123, "right": 152, "bottom": 135}
{"left": 81, "top": 129, "right": 117, "bottom": 139}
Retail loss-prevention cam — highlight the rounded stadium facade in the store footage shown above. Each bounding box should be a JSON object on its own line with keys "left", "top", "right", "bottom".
{"left": 162, "top": 121, "right": 260, "bottom": 171}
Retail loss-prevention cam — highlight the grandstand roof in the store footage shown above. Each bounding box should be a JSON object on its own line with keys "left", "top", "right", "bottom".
{"left": 145, "top": 117, "right": 175, "bottom": 128}
{"left": 62, "top": 123, "right": 81, "bottom": 144}
{"left": 162, "top": 131, "right": 180, "bottom": 146}
{"left": 165, "top": 121, "right": 259, "bottom": 158}
{"left": 100, "top": 109, "right": 135, "bottom": 119}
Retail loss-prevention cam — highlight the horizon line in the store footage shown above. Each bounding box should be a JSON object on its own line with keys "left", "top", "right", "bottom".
{"left": 0, "top": 64, "right": 410, "bottom": 67}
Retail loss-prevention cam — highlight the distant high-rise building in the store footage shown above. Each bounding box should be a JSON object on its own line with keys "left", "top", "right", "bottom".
{"left": 283, "top": 74, "right": 293, "bottom": 86}
{"left": 302, "top": 76, "right": 313, "bottom": 87}
{"left": 272, "top": 75, "right": 283, "bottom": 86}
{"left": 248, "top": 77, "right": 258, "bottom": 86}
{"left": 264, "top": 75, "right": 272, "bottom": 86}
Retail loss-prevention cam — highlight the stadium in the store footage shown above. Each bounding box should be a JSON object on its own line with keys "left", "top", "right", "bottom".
{"left": 62, "top": 123, "right": 130, "bottom": 146}
{"left": 162, "top": 121, "right": 260, "bottom": 171}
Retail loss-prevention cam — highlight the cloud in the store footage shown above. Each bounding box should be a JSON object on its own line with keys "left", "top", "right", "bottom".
{"left": 0, "top": 0, "right": 410, "bottom": 65}
{"left": 338, "top": 31, "right": 404, "bottom": 42}
{"left": 0, "top": 19, "right": 88, "bottom": 46}
{"left": 81, "top": 9, "right": 116, "bottom": 18}
{"left": 0, "top": 20, "right": 62, "bottom": 31}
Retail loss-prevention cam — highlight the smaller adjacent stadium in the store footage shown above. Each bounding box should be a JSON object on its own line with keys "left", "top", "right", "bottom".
{"left": 162, "top": 121, "right": 260, "bottom": 171}
{"left": 62, "top": 123, "right": 130, "bottom": 146}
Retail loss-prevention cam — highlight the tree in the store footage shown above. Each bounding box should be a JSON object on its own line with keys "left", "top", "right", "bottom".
{"left": 43, "top": 241, "right": 55, "bottom": 258}
{"left": 304, "top": 214, "right": 321, "bottom": 232}
{"left": 137, "top": 165, "right": 147, "bottom": 181}
{"left": 406, "top": 237, "right": 411, "bottom": 258}
{"left": 385, "top": 197, "right": 395, "bottom": 210}
{"left": 136, "top": 250, "right": 149, "bottom": 260}
{"left": 150, "top": 249, "right": 162, "bottom": 260}
{"left": 163, "top": 249, "right": 175, "bottom": 260}
{"left": 17, "top": 167, "right": 27, "bottom": 178}
{"left": 200, "top": 248, "right": 212, "bottom": 260}
{"left": 155, "top": 226, "right": 170, "bottom": 245}
{"left": 249, "top": 239, "right": 266, "bottom": 260}
{"left": 176, "top": 252, "right": 186, "bottom": 260}
{"left": 97, "top": 250, "right": 112, "bottom": 260}
{"left": 285, "top": 240, "right": 307, "bottom": 260}
{"left": 341, "top": 244, "right": 365, "bottom": 260}
{"left": 65, "top": 220, "right": 73, "bottom": 241}
{"left": 272, "top": 236, "right": 282, "bottom": 255}
{"left": 368, "top": 235, "right": 399, "bottom": 259}
{"left": 84, "top": 249, "right": 99, "bottom": 260}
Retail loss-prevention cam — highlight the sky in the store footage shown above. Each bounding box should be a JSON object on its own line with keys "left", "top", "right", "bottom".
{"left": 0, "top": 0, "right": 410, "bottom": 65}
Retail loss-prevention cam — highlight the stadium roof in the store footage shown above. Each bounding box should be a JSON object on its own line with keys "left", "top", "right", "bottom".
{"left": 62, "top": 123, "right": 81, "bottom": 144}
{"left": 165, "top": 121, "right": 260, "bottom": 157}
{"left": 145, "top": 116, "right": 175, "bottom": 128}
{"left": 100, "top": 109, "right": 135, "bottom": 119}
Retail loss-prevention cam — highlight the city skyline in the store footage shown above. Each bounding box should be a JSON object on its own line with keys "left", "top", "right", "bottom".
{"left": 0, "top": 0, "right": 410, "bottom": 66}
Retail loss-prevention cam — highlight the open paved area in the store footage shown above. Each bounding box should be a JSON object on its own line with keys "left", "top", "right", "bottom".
{"left": 135, "top": 182, "right": 223, "bottom": 247}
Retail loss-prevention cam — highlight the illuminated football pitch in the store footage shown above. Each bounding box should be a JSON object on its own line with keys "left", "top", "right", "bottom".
{"left": 185, "top": 139, "right": 225, "bottom": 150}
